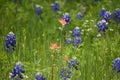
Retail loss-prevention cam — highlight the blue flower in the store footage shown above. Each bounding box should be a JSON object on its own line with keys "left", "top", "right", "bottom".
{"left": 68, "top": 58, "right": 79, "bottom": 70}
{"left": 97, "top": 19, "right": 108, "bottom": 32}
{"left": 114, "top": 8, "right": 120, "bottom": 23}
{"left": 103, "top": 11, "right": 111, "bottom": 21}
{"left": 9, "top": 62, "right": 25, "bottom": 80}
{"left": 5, "top": 32, "right": 16, "bottom": 51}
{"left": 76, "top": 12, "right": 84, "bottom": 20}
{"left": 66, "top": 38, "right": 72, "bottom": 44}
{"left": 34, "top": 4, "right": 43, "bottom": 19}
{"left": 62, "top": 13, "right": 71, "bottom": 24}
{"left": 73, "top": 37, "right": 82, "bottom": 46}
{"left": 60, "top": 68, "right": 71, "bottom": 80}
{"left": 99, "top": 8, "right": 106, "bottom": 18}
{"left": 112, "top": 58, "right": 120, "bottom": 72}
{"left": 35, "top": 72, "right": 46, "bottom": 80}
{"left": 13, "top": 0, "right": 22, "bottom": 4}
{"left": 72, "top": 27, "right": 81, "bottom": 37}
{"left": 51, "top": 1, "right": 59, "bottom": 12}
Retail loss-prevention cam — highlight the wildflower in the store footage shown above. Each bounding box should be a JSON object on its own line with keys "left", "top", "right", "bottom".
{"left": 62, "top": 13, "right": 71, "bottom": 24}
{"left": 66, "top": 38, "right": 72, "bottom": 44}
{"left": 5, "top": 32, "right": 16, "bottom": 51}
{"left": 72, "top": 27, "right": 81, "bottom": 37}
{"left": 73, "top": 37, "right": 82, "bottom": 46}
{"left": 34, "top": 4, "right": 43, "bottom": 19}
{"left": 49, "top": 43, "right": 61, "bottom": 50}
{"left": 9, "top": 62, "right": 25, "bottom": 80}
{"left": 13, "top": 0, "right": 22, "bottom": 4}
{"left": 60, "top": 68, "right": 71, "bottom": 80}
{"left": 103, "top": 11, "right": 111, "bottom": 21}
{"left": 51, "top": 1, "right": 59, "bottom": 12}
{"left": 76, "top": 12, "right": 84, "bottom": 20}
{"left": 99, "top": 8, "right": 106, "bottom": 18}
{"left": 112, "top": 58, "right": 120, "bottom": 72}
{"left": 35, "top": 72, "right": 46, "bottom": 80}
{"left": 59, "top": 19, "right": 67, "bottom": 25}
{"left": 114, "top": 8, "right": 120, "bottom": 23}
{"left": 97, "top": 19, "right": 108, "bottom": 32}
{"left": 68, "top": 58, "right": 79, "bottom": 70}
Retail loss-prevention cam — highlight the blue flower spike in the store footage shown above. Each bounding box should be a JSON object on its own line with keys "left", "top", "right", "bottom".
{"left": 68, "top": 58, "right": 79, "bottom": 70}
{"left": 60, "top": 68, "right": 71, "bottom": 80}
{"left": 9, "top": 62, "right": 25, "bottom": 80}
{"left": 112, "top": 58, "right": 120, "bottom": 72}
{"left": 51, "top": 1, "right": 59, "bottom": 12}
{"left": 6, "top": 31, "right": 16, "bottom": 51}
{"left": 35, "top": 72, "right": 46, "bottom": 80}
{"left": 97, "top": 19, "right": 108, "bottom": 32}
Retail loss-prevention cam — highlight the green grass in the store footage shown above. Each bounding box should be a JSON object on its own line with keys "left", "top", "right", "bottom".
{"left": 0, "top": 0, "right": 120, "bottom": 80}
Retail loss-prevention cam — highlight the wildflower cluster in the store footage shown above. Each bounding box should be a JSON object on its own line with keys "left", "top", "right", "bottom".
{"left": 5, "top": 32, "right": 16, "bottom": 51}
{"left": 68, "top": 58, "right": 79, "bottom": 70}
{"left": 65, "top": 27, "right": 82, "bottom": 47}
{"left": 112, "top": 58, "right": 120, "bottom": 72}
{"left": 51, "top": 1, "right": 59, "bottom": 12}
{"left": 114, "top": 8, "right": 120, "bottom": 23}
{"left": 34, "top": 4, "right": 43, "bottom": 19}
{"left": 49, "top": 43, "right": 61, "bottom": 53}
{"left": 60, "top": 57, "right": 79, "bottom": 80}
{"left": 35, "top": 72, "right": 46, "bottom": 80}
{"left": 60, "top": 68, "right": 71, "bottom": 80}
{"left": 97, "top": 8, "right": 111, "bottom": 33}
{"left": 9, "top": 62, "right": 25, "bottom": 80}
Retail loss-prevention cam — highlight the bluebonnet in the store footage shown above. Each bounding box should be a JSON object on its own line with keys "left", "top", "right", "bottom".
{"left": 114, "top": 8, "right": 120, "bottom": 23}
{"left": 5, "top": 32, "right": 16, "bottom": 51}
{"left": 73, "top": 37, "right": 82, "bottom": 46}
{"left": 112, "top": 58, "right": 120, "bottom": 72}
{"left": 13, "top": 0, "right": 22, "bottom": 4}
{"left": 103, "top": 11, "right": 111, "bottom": 21}
{"left": 9, "top": 62, "right": 25, "bottom": 80}
{"left": 60, "top": 68, "right": 71, "bottom": 80}
{"left": 99, "top": 8, "right": 106, "bottom": 18}
{"left": 76, "top": 12, "right": 84, "bottom": 20}
{"left": 34, "top": 4, "right": 43, "bottom": 19}
{"left": 62, "top": 13, "right": 71, "bottom": 24}
{"left": 97, "top": 19, "right": 108, "bottom": 32}
{"left": 35, "top": 72, "right": 46, "bottom": 80}
{"left": 68, "top": 58, "right": 79, "bottom": 70}
{"left": 51, "top": 1, "right": 59, "bottom": 12}
{"left": 65, "top": 27, "right": 82, "bottom": 47}
{"left": 72, "top": 27, "right": 81, "bottom": 37}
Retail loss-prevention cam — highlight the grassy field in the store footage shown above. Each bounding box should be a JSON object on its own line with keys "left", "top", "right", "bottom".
{"left": 0, "top": 0, "right": 120, "bottom": 80}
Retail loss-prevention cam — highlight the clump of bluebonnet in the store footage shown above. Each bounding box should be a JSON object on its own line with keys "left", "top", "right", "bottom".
{"left": 62, "top": 13, "right": 71, "bottom": 24}
{"left": 97, "top": 19, "right": 108, "bottom": 32}
{"left": 13, "top": 0, "right": 22, "bottom": 4}
{"left": 66, "top": 27, "right": 82, "bottom": 47}
{"left": 34, "top": 4, "right": 43, "bottom": 19}
{"left": 103, "top": 11, "right": 112, "bottom": 21}
{"left": 60, "top": 68, "right": 71, "bottom": 80}
{"left": 99, "top": 8, "right": 106, "bottom": 18}
{"left": 68, "top": 58, "right": 79, "bottom": 70}
{"left": 35, "top": 72, "right": 46, "bottom": 80}
{"left": 51, "top": 1, "right": 59, "bottom": 12}
{"left": 5, "top": 32, "right": 16, "bottom": 51}
{"left": 113, "top": 8, "right": 120, "bottom": 23}
{"left": 76, "top": 12, "right": 84, "bottom": 20}
{"left": 112, "top": 58, "right": 120, "bottom": 72}
{"left": 9, "top": 62, "right": 25, "bottom": 80}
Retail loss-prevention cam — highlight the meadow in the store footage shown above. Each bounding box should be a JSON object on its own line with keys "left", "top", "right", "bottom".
{"left": 0, "top": 0, "right": 120, "bottom": 80}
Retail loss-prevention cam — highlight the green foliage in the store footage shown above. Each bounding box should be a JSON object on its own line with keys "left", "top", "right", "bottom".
{"left": 0, "top": 0, "right": 120, "bottom": 80}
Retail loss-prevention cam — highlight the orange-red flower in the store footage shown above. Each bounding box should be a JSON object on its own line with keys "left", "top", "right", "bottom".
{"left": 59, "top": 19, "right": 67, "bottom": 25}
{"left": 49, "top": 43, "right": 61, "bottom": 50}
